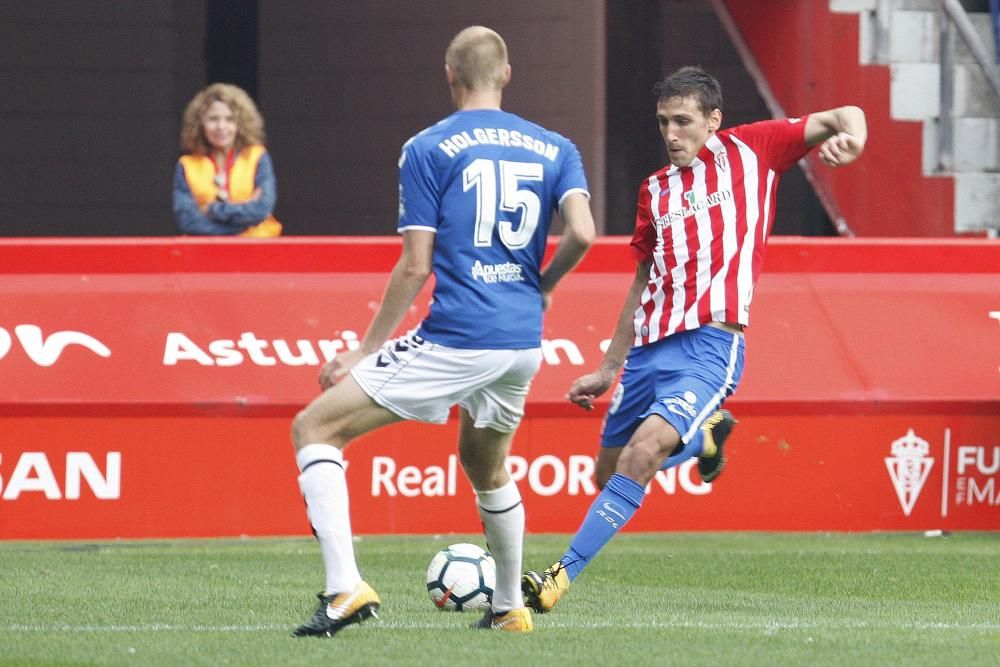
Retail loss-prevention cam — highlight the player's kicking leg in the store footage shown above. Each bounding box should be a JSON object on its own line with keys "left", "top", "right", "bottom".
{"left": 522, "top": 409, "right": 737, "bottom": 613}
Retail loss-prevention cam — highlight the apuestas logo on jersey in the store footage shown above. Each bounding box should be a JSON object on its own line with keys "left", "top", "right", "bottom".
{"left": 470, "top": 260, "right": 524, "bottom": 283}
{"left": 885, "top": 428, "right": 999, "bottom": 517}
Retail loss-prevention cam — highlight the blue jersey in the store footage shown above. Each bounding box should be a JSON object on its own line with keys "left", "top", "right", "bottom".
{"left": 397, "top": 109, "right": 589, "bottom": 349}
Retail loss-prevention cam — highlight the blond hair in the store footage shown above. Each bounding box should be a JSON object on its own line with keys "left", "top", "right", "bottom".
{"left": 445, "top": 26, "right": 508, "bottom": 91}
{"left": 179, "top": 83, "right": 265, "bottom": 154}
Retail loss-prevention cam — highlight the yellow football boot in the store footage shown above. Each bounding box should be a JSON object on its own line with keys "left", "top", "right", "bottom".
{"left": 521, "top": 561, "right": 570, "bottom": 613}
{"left": 698, "top": 409, "right": 736, "bottom": 483}
{"left": 470, "top": 607, "right": 534, "bottom": 632}
{"left": 293, "top": 581, "right": 381, "bottom": 637}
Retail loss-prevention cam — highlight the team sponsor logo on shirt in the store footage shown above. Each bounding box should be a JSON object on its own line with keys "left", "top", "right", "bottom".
{"left": 655, "top": 189, "right": 733, "bottom": 228}
{"left": 470, "top": 260, "right": 525, "bottom": 283}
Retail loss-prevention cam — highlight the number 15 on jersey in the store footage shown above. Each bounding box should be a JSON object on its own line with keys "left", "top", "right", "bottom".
{"left": 463, "top": 159, "right": 543, "bottom": 250}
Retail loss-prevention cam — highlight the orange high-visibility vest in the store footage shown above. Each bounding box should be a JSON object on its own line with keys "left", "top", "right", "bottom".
{"left": 179, "top": 145, "right": 282, "bottom": 237}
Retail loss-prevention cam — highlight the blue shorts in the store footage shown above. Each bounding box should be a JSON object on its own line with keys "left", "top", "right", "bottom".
{"left": 600, "top": 326, "right": 745, "bottom": 448}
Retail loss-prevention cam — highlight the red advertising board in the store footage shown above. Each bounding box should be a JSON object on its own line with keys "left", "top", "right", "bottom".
{"left": 0, "top": 237, "right": 997, "bottom": 538}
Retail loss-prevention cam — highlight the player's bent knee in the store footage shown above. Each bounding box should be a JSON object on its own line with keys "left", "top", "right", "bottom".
{"left": 594, "top": 448, "right": 621, "bottom": 490}
{"left": 291, "top": 406, "right": 339, "bottom": 450}
{"left": 290, "top": 409, "right": 313, "bottom": 449}
{"left": 617, "top": 437, "right": 672, "bottom": 485}
{"left": 459, "top": 456, "right": 509, "bottom": 491}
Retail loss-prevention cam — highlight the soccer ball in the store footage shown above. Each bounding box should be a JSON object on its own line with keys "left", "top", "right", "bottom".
{"left": 425, "top": 543, "right": 495, "bottom": 612}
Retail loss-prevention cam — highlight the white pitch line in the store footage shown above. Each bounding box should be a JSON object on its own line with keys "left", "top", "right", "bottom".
{"left": 4, "top": 620, "right": 999, "bottom": 633}
{"left": 4, "top": 624, "right": 288, "bottom": 633}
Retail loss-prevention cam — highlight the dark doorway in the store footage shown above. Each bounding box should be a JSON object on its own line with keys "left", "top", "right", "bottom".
{"left": 205, "top": 0, "right": 258, "bottom": 98}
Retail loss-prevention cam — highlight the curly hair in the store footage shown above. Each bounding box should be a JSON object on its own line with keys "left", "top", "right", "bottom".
{"left": 180, "top": 83, "right": 266, "bottom": 154}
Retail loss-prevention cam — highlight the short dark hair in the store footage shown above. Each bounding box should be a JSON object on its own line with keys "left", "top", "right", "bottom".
{"left": 653, "top": 66, "right": 723, "bottom": 116}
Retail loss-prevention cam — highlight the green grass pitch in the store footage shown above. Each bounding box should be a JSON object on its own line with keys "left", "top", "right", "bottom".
{"left": 1, "top": 533, "right": 997, "bottom": 666}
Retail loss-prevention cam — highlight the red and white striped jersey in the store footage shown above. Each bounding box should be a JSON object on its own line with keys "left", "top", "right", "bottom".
{"left": 629, "top": 117, "right": 811, "bottom": 346}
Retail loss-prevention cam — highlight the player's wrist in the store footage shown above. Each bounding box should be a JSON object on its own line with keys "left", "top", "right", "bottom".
{"left": 596, "top": 364, "right": 620, "bottom": 382}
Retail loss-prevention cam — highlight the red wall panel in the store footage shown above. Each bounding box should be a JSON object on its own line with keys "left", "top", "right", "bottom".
{"left": 1, "top": 414, "right": 995, "bottom": 537}
{"left": 0, "top": 237, "right": 997, "bottom": 537}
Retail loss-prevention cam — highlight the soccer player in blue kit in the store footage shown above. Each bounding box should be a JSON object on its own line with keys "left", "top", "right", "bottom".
{"left": 522, "top": 66, "right": 866, "bottom": 613}
{"left": 290, "top": 26, "right": 596, "bottom": 636}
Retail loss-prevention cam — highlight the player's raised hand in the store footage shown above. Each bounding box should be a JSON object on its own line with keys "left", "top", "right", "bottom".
{"left": 318, "top": 349, "right": 365, "bottom": 390}
{"left": 818, "top": 132, "right": 864, "bottom": 167}
{"left": 566, "top": 369, "right": 615, "bottom": 411}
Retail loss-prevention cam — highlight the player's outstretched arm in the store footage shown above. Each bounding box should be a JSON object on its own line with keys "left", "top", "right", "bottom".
{"left": 804, "top": 105, "right": 867, "bottom": 167}
{"left": 567, "top": 261, "right": 649, "bottom": 410}
{"left": 539, "top": 192, "right": 596, "bottom": 309}
{"left": 318, "top": 230, "right": 434, "bottom": 389}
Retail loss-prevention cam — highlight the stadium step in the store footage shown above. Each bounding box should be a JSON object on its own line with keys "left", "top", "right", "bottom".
{"left": 833, "top": 0, "right": 1000, "bottom": 233}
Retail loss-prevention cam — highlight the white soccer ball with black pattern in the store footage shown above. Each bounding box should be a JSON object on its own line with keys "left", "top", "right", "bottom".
{"left": 425, "top": 543, "right": 496, "bottom": 612}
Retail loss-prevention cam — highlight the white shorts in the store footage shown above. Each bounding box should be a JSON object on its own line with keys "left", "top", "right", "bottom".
{"left": 350, "top": 332, "right": 543, "bottom": 433}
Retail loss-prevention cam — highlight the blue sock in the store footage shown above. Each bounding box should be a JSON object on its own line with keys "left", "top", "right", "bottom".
{"left": 659, "top": 429, "right": 703, "bottom": 470}
{"left": 560, "top": 473, "right": 645, "bottom": 581}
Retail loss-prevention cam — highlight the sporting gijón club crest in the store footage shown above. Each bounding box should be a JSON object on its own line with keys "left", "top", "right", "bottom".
{"left": 884, "top": 429, "right": 934, "bottom": 517}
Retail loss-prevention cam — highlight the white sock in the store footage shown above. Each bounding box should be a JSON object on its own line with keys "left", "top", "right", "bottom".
{"left": 475, "top": 480, "right": 525, "bottom": 612}
{"left": 296, "top": 443, "right": 361, "bottom": 594}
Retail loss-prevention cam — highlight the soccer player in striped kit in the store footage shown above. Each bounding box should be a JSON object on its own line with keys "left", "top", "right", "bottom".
{"left": 290, "top": 26, "right": 596, "bottom": 636}
{"left": 523, "top": 66, "right": 866, "bottom": 612}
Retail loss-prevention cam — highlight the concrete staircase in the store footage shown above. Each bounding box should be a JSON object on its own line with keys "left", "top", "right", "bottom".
{"left": 833, "top": 0, "right": 1000, "bottom": 233}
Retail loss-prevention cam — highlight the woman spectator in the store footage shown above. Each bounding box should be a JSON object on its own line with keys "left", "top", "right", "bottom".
{"left": 173, "top": 83, "right": 282, "bottom": 236}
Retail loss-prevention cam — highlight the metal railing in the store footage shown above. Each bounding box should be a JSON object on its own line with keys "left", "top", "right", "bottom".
{"left": 872, "top": 0, "right": 1000, "bottom": 173}
{"left": 936, "top": 0, "right": 1000, "bottom": 172}
{"left": 873, "top": 0, "right": 893, "bottom": 64}
{"left": 936, "top": 1, "right": 1000, "bottom": 96}
{"left": 992, "top": 0, "right": 1000, "bottom": 63}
